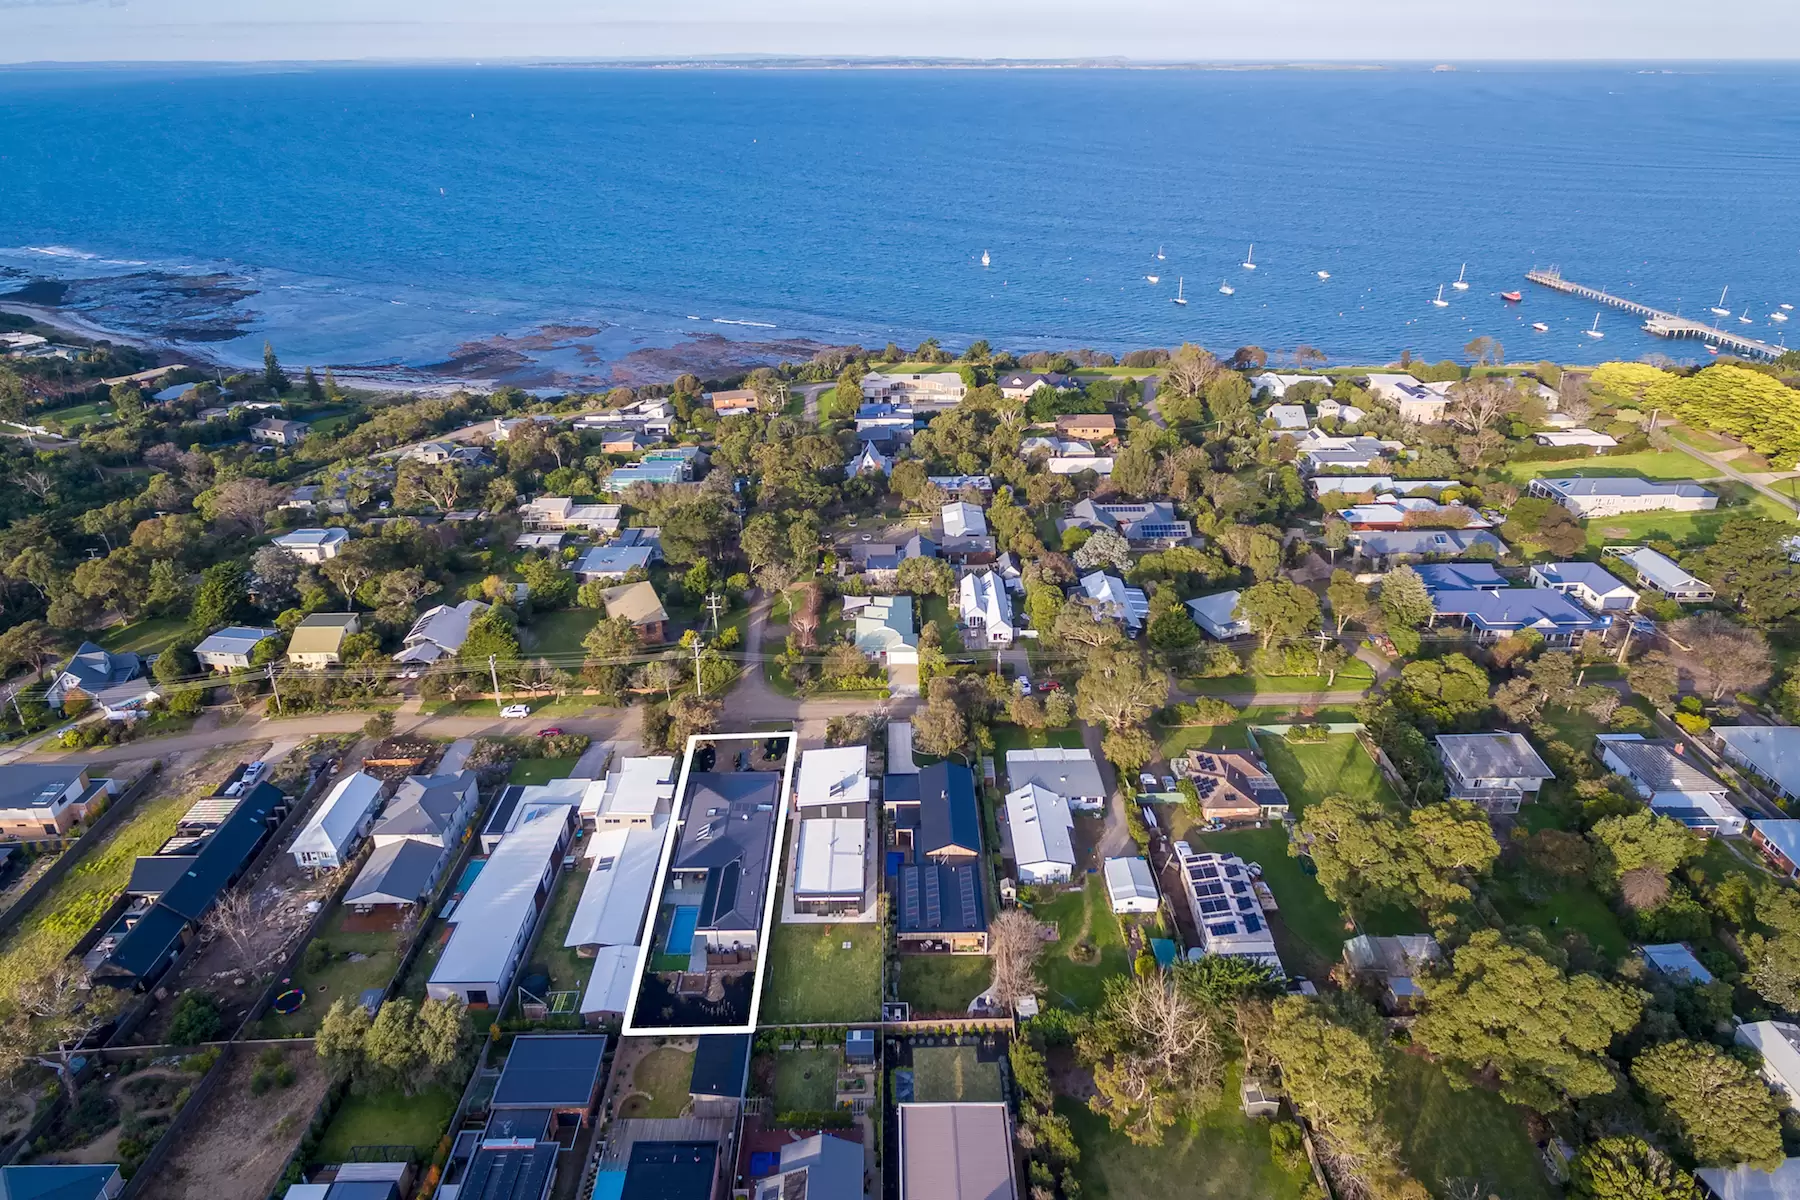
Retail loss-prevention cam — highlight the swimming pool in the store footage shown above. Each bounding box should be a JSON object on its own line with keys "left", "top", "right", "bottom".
{"left": 453, "top": 858, "right": 485, "bottom": 896}
{"left": 663, "top": 905, "right": 700, "bottom": 954}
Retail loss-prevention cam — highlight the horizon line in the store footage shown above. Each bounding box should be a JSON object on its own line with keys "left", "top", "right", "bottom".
{"left": 6, "top": 55, "right": 1800, "bottom": 70}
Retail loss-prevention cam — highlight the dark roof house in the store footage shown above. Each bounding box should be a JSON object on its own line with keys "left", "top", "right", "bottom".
{"left": 672, "top": 772, "right": 780, "bottom": 937}
{"left": 915, "top": 762, "right": 980, "bottom": 859}
{"left": 492, "top": 1034, "right": 608, "bottom": 1115}
{"left": 689, "top": 1033, "right": 752, "bottom": 1101}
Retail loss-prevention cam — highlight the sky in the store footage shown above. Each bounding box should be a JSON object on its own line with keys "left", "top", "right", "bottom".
{"left": 2, "top": 0, "right": 1799, "bottom": 64}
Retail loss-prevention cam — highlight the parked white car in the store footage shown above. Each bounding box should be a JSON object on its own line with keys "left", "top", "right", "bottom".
{"left": 500, "top": 704, "right": 531, "bottom": 719}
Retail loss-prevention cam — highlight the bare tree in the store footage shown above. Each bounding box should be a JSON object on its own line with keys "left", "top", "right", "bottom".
{"left": 1669, "top": 613, "right": 1772, "bottom": 700}
{"left": 202, "top": 887, "right": 266, "bottom": 969}
{"left": 1620, "top": 865, "right": 1671, "bottom": 912}
{"left": 208, "top": 477, "right": 286, "bottom": 535}
{"left": 1447, "top": 380, "right": 1520, "bottom": 435}
{"left": 1162, "top": 343, "right": 1221, "bottom": 399}
{"left": 988, "top": 909, "right": 1047, "bottom": 1014}
{"left": 13, "top": 963, "right": 122, "bottom": 1100}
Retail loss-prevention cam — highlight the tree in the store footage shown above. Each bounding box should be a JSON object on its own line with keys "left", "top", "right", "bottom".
{"left": 363, "top": 999, "right": 428, "bottom": 1094}
{"left": 1588, "top": 810, "right": 1698, "bottom": 884}
{"left": 1162, "top": 343, "right": 1221, "bottom": 399}
{"left": 1234, "top": 579, "right": 1320, "bottom": 650}
{"left": 459, "top": 607, "right": 522, "bottom": 665}
{"left": 895, "top": 555, "right": 955, "bottom": 598}
{"left": 1628, "top": 651, "right": 1680, "bottom": 709}
{"left": 1300, "top": 792, "right": 1498, "bottom": 913}
{"left": 988, "top": 909, "right": 1046, "bottom": 1014}
{"left": 1685, "top": 517, "right": 1800, "bottom": 625}
{"left": 205, "top": 477, "right": 285, "bottom": 535}
{"left": 12, "top": 963, "right": 124, "bottom": 1100}
{"left": 1394, "top": 653, "right": 1490, "bottom": 726}
{"left": 1075, "top": 646, "right": 1168, "bottom": 733}
{"left": 263, "top": 341, "right": 289, "bottom": 394}
{"left": 1631, "top": 1039, "right": 1783, "bottom": 1169}
{"left": 1326, "top": 570, "right": 1369, "bottom": 634}
{"left": 912, "top": 687, "right": 968, "bottom": 758}
{"left": 1669, "top": 613, "right": 1771, "bottom": 700}
{"left": 201, "top": 885, "right": 265, "bottom": 969}
{"left": 416, "top": 996, "right": 472, "bottom": 1090}
{"left": 189, "top": 560, "right": 249, "bottom": 633}
{"left": 1413, "top": 930, "right": 1645, "bottom": 1110}
{"left": 518, "top": 556, "right": 573, "bottom": 609}
{"left": 1447, "top": 378, "right": 1519, "bottom": 432}
{"left": 319, "top": 542, "right": 381, "bottom": 605}
{"left": 1569, "top": 1136, "right": 1701, "bottom": 1200}
{"left": 1078, "top": 974, "right": 1224, "bottom": 1145}
{"left": 583, "top": 615, "right": 640, "bottom": 662}
{"left": 1266, "top": 996, "right": 1386, "bottom": 1157}
{"left": 0, "top": 620, "right": 58, "bottom": 678}
{"left": 1072, "top": 528, "right": 1132, "bottom": 573}
{"left": 1744, "top": 886, "right": 1800, "bottom": 1011}
{"left": 1053, "top": 599, "right": 1125, "bottom": 650}
{"left": 1376, "top": 564, "right": 1434, "bottom": 632}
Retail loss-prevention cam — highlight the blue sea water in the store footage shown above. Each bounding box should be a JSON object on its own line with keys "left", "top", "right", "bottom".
{"left": 1, "top": 64, "right": 1798, "bottom": 384}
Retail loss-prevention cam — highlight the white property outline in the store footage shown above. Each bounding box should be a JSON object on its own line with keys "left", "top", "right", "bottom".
{"left": 621, "top": 729, "right": 798, "bottom": 1037}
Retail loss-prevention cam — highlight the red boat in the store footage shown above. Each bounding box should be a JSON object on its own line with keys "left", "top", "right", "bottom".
{"left": 1501, "top": 290, "right": 1523, "bottom": 303}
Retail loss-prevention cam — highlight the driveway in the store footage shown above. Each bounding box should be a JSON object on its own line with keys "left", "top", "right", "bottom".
{"left": 1673, "top": 435, "right": 1800, "bottom": 517}
{"left": 1080, "top": 721, "right": 1134, "bottom": 860}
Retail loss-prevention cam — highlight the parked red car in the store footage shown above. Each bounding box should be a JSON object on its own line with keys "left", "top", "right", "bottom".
{"left": 538, "top": 727, "right": 563, "bottom": 737}
{"left": 1036, "top": 680, "right": 1064, "bottom": 693}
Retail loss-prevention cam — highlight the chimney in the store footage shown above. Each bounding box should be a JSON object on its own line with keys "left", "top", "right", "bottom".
{"left": 1672, "top": 742, "right": 1685, "bottom": 756}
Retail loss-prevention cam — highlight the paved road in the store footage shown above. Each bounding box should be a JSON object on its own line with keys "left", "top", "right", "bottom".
{"left": 1675, "top": 436, "right": 1800, "bottom": 517}
{"left": 796, "top": 382, "right": 834, "bottom": 423}
{"left": 732, "top": 592, "right": 918, "bottom": 742}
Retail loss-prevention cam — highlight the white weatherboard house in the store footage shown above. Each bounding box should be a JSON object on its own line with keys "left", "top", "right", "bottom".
{"left": 1079, "top": 570, "right": 1149, "bottom": 632}
{"left": 1187, "top": 590, "right": 1250, "bottom": 640}
{"left": 290, "top": 771, "right": 384, "bottom": 871}
{"left": 1104, "top": 856, "right": 1160, "bottom": 914}
{"left": 1606, "top": 546, "right": 1715, "bottom": 602}
{"left": 394, "top": 600, "right": 488, "bottom": 666}
{"left": 959, "top": 570, "right": 1017, "bottom": 647}
{"left": 1004, "top": 783, "right": 1076, "bottom": 885}
{"left": 193, "top": 626, "right": 279, "bottom": 672}
{"left": 579, "top": 754, "right": 678, "bottom": 829}
{"left": 272, "top": 527, "right": 350, "bottom": 563}
{"left": 1716, "top": 727, "right": 1800, "bottom": 803}
{"left": 1529, "top": 562, "right": 1639, "bottom": 613}
{"left": 429, "top": 804, "right": 571, "bottom": 1007}
{"left": 1528, "top": 475, "right": 1717, "bottom": 519}
{"left": 1006, "top": 747, "right": 1107, "bottom": 811}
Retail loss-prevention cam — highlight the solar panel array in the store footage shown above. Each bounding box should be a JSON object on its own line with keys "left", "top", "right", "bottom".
{"left": 957, "top": 867, "right": 978, "bottom": 927}
{"left": 902, "top": 868, "right": 921, "bottom": 929}
{"left": 924, "top": 867, "right": 942, "bottom": 927}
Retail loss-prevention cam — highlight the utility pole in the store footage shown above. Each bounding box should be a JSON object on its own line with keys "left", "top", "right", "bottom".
{"left": 704, "top": 591, "right": 725, "bottom": 633}
{"left": 488, "top": 654, "right": 503, "bottom": 713}
{"left": 691, "top": 637, "right": 707, "bottom": 698}
{"left": 1615, "top": 615, "right": 1635, "bottom": 666}
{"left": 266, "top": 663, "right": 283, "bottom": 714}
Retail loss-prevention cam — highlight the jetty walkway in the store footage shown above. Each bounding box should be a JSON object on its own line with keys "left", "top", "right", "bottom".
{"left": 1526, "top": 268, "right": 1788, "bottom": 360}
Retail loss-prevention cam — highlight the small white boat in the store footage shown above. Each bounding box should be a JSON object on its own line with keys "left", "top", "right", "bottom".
{"left": 1784, "top": 303, "right": 1795, "bottom": 311}
{"left": 1431, "top": 284, "right": 1449, "bottom": 308}
{"left": 1584, "top": 314, "right": 1605, "bottom": 339}
{"left": 1156, "top": 245, "right": 1166, "bottom": 261}
{"left": 1317, "top": 270, "right": 1331, "bottom": 280}
{"left": 1146, "top": 274, "right": 1160, "bottom": 284}
{"left": 981, "top": 249, "right": 990, "bottom": 268}
{"left": 1531, "top": 321, "right": 1550, "bottom": 332}
{"left": 1452, "top": 262, "right": 1470, "bottom": 291}
{"left": 1173, "top": 277, "right": 1187, "bottom": 305}
{"left": 1218, "top": 279, "right": 1234, "bottom": 296}
{"left": 1241, "top": 244, "right": 1256, "bottom": 271}
{"left": 1738, "top": 307, "right": 1754, "bottom": 325}
{"left": 1710, "top": 286, "right": 1731, "bottom": 317}
{"left": 1772, "top": 311, "right": 1789, "bottom": 322}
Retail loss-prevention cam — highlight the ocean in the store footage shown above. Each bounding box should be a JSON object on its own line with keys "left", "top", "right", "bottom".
{"left": 1, "top": 63, "right": 1798, "bottom": 386}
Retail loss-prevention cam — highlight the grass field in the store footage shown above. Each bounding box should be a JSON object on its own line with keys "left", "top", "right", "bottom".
{"left": 760, "top": 920, "right": 882, "bottom": 1025}
{"left": 1033, "top": 874, "right": 1130, "bottom": 1012}
{"left": 910, "top": 1045, "right": 1003, "bottom": 1102}
{"left": 97, "top": 615, "right": 192, "bottom": 657}
{"left": 520, "top": 865, "right": 589, "bottom": 1000}
{"left": 1579, "top": 483, "right": 1796, "bottom": 548}
{"left": 312, "top": 1084, "right": 457, "bottom": 1163}
{"left": 522, "top": 609, "right": 601, "bottom": 657}
{"left": 1059, "top": 1075, "right": 1312, "bottom": 1200}
{"left": 1383, "top": 1054, "right": 1554, "bottom": 1200}
{"left": 0, "top": 779, "right": 196, "bottom": 997}
{"left": 918, "top": 595, "right": 965, "bottom": 652}
{"left": 257, "top": 908, "right": 405, "bottom": 1037}
{"left": 1489, "top": 876, "right": 1629, "bottom": 965}
{"left": 1187, "top": 659, "right": 1375, "bottom": 698}
{"left": 772, "top": 1047, "right": 841, "bottom": 1112}
{"left": 1498, "top": 448, "right": 1717, "bottom": 484}
{"left": 507, "top": 757, "right": 579, "bottom": 785}
{"left": 1256, "top": 732, "right": 1399, "bottom": 814}
{"left": 990, "top": 723, "right": 1085, "bottom": 776}
{"left": 897, "top": 954, "right": 992, "bottom": 1017}
{"left": 620, "top": 1046, "right": 693, "bottom": 1118}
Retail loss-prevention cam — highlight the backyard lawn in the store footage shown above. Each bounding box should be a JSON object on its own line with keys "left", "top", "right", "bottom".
{"left": 918, "top": 595, "right": 965, "bottom": 652}
{"left": 1186, "top": 659, "right": 1375, "bottom": 699}
{"left": 1059, "top": 1075, "right": 1313, "bottom": 1200}
{"left": 909, "top": 1045, "right": 1003, "bottom": 1103}
{"left": 97, "top": 615, "right": 192, "bottom": 657}
{"left": 1383, "top": 1054, "right": 1554, "bottom": 1200}
{"left": 772, "top": 1047, "right": 841, "bottom": 1112}
{"left": 522, "top": 609, "right": 601, "bottom": 657}
{"left": 508, "top": 757, "right": 579, "bottom": 786}
{"left": 312, "top": 1085, "right": 458, "bottom": 1163}
{"left": 257, "top": 908, "right": 406, "bottom": 1037}
{"left": 1191, "top": 826, "right": 1359, "bottom": 976}
{"left": 1578, "top": 483, "right": 1796, "bottom": 548}
{"left": 520, "top": 865, "right": 590, "bottom": 1002}
{"left": 897, "top": 954, "right": 992, "bottom": 1017}
{"left": 1489, "top": 875, "right": 1629, "bottom": 965}
{"left": 760, "top": 920, "right": 882, "bottom": 1025}
{"left": 1032, "top": 875, "right": 1130, "bottom": 1012}
{"left": 1498, "top": 448, "right": 1717, "bottom": 484}
{"left": 990, "top": 723, "right": 1085, "bottom": 777}
{"left": 619, "top": 1046, "right": 693, "bottom": 1118}
{"left": 1256, "top": 732, "right": 1399, "bottom": 814}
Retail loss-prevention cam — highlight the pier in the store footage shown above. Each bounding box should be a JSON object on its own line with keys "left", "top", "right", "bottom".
{"left": 1526, "top": 268, "right": 1790, "bottom": 360}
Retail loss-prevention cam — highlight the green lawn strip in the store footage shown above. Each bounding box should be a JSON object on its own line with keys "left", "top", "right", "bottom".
{"left": 1488, "top": 874, "right": 1629, "bottom": 965}
{"left": 896, "top": 954, "right": 992, "bottom": 1017}
{"left": 909, "top": 1045, "right": 1002, "bottom": 1103}
{"left": 1578, "top": 484, "right": 1795, "bottom": 548}
{"left": 1669, "top": 426, "right": 1735, "bottom": 453}
{"left": 622, "top": 1046, "right": 694, "bottom": 1118}
{"left": 312, "top": 1085, "right": 458, "bottom": 1163}
{"left": 520, "top": 609, "right": 601, "bottom": 656}
{"left": 1059, "top": 1070, "right": 1311, "bottom": 1200}
{"left": 1256, "top": 733, "right": 1398, "bottom": 814}
{"left": 507, "top": 757, "right": 579, "bottom": 786}
{"left": 918, "top": 595, "right": 965, "bottom": 652}
{"left": 1032, "top": 875, "right": 1131, "bottom": 1012}
{"left": 1382, "top": 1054, "right": 1554, "bottom": 1200}
{"left": 760, "top": 921, "right": 882, "bottom": 1025}
{"left": 96, "top": 615, "right": 192, "bottom": 656}
{"left": 1157, "top": 722, "right": 1256, "bottom": 759}
{"left": 258, "top": 910, "right": 403, "bottom": 1037}
{"left": 1698, "top": 835, "right": 1776, "bottom": 883}
{"left": 1497, "top": 448, "right": 1719, "bottom": 484}
{"left": 397, "top": 921, "right": 450, "bottom": 1000}
{"left": 1192, "top": 827, "right": 1367, "bottom": 977}
{"left": 1186, "top": 666, "right": 1373, "bottom": 698}
{"left": 760, "top": 636, "right": 800, "bottom": 698}
{"left": 522, "top": 865, "right": 590, "bottom": 998}
{"left": 772, "top": 1047, "right": 841, "bottom": 1112}
{"left": 0, "top": 782, "right": 196, "bottom": 997}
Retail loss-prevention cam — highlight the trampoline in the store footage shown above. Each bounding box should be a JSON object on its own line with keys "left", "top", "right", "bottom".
{"left": 272, "top": 988, "right": 306, "bottom": 1015}
{"left": 663, "top": 905, "right": 700, "bottom": 954}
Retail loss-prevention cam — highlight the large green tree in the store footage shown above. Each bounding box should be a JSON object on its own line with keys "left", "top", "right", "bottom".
{"left": 1299, "top": 792, "right": 1498, "bottom": 913}
{"left": 1074, "top": 646, "right": 1169, "bottom": 733}
{"left": 1234, "top": 579, "right": 1320, "bottom": 650}
{"left": 1684, "top": 517, "right": 1800, "bottom": 625}
{"left": 1569, "top": 1136, "right": 1700, "bottom": 1200}
{"left": 1414, "top": 930, "right": 1644, "bottom": 1110}
{"left": 1631, "top": 1039, "right": 1784, "bottom": 1169}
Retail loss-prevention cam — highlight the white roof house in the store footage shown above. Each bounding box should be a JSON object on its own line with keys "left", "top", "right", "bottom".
{"left": 1266, "top": 404, "right": 1308, "bottom": 431}
{"left": 1104, "top": 856, "right": 1160, "bottom": 914}
{"left": 394, "top": 600, "right": 489, "bottom": 666}
{"left": 1005, "top": 783, "right": 1076, "bottom": 885}
{"left": 854, "top": 594, "right": 916, "bottom": 657}
{"left": 795, "top": 746, "right": 871, "bottom": 814}
{"left": 942, "top": 501, "right": 988, "bottom": 539}
{"left": 1310, "top": 477, "right": 1460, "bottom": 498}
{"left": 1187, "top": 590, "right": 1250, "bottom": 640}
{"left": 959, "top": 570, "right": 1016, "bottom": 647}
{"left": 1364, "top": 374, "right": 1454, "bottom": 423}
{"left": 1006, "top": 747, "right": 1106, "bottom": 811}
{"left": 272, "top": 527, "right": 350, "bottom": 563}
{"left": 564, "top": 820, "right": 665, "bottom": 951}
{"left": 193, "top": 625, "right": 278, "bottom": 671}
{"left": 1529, "top": 475, "right": 1717, "bottom": 519}
{"left": 1080, "top": 570, "right": 1149, "bottom": 632}
{"left": 1607, "top": 546, "right": 1716, "bottom": 601}
{"left": 429, "top": 805, "right": 570, "bottom": 1006}
{"left": 1737, "top": 1020, "right": 1800, "bottom": 1102}
{"left": 579, "top": 754, "right": 678, "bottom": 829}
{"left": 577, "top": 943, "right": 638, "bottom": 1020}
{"left": 1534, "top": 429, "right": 1619, "bottom": 450}
{"left": 291, "top": 771, "right": 384, "bottom": 871}
{"left": 1529, "top": 562, "right": 1638, "bottom": 613}
{"left": 793, "top": 817, "right": 867, "bottom": 901}
{"left": 1717, "top": 727, "right": 1800, "bottom": 802}
{"left": 1596, "top": 734, "right": 1745, "bottom": 836}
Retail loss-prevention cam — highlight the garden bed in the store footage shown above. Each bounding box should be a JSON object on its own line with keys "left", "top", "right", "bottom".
{"left": 137, "top": 1046, "right": 328, "bottom": 1200}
